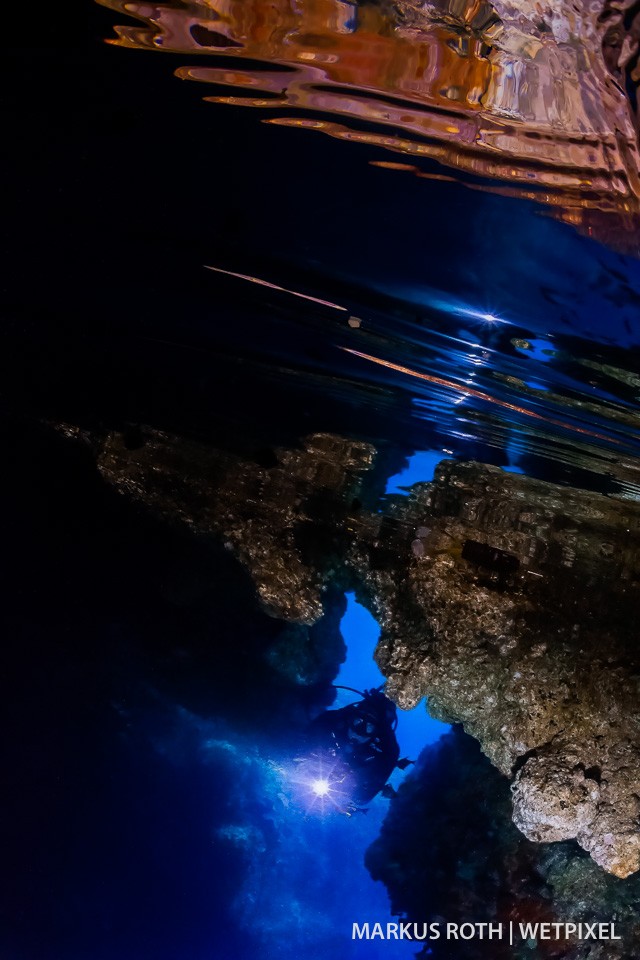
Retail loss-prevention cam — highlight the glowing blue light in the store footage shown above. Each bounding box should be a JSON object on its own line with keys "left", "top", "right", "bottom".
{"left": 312, "top": 778, "right": 331, "bottom": 797}
{"left": 285, "top": 752, "right": 356, "bottom": 815}
{"left": 459, "top": 308, "right": 508, "bottom": 325}
{"left": 440, "top": 301, "right": 509, "bottom": 325}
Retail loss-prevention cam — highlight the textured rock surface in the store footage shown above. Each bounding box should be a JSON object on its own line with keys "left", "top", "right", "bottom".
{"left": 68, "top": 424, "right": 640, "bottom": 876}
{"left": 97, "top": 429, "right": 374, "bottom": 624}
{"left": 345, "top": 459, "right": 640, "bottom": 877}
{"left": 367, "top": 728, "right": 640, "bottom": 959}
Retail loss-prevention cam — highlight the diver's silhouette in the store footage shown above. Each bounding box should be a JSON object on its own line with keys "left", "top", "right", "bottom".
{"left": 306, "top": 687, "right": 412, "bottom": 808}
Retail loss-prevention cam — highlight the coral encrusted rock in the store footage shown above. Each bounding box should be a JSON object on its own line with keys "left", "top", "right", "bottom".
{"left": 367, "top": 728, "right": 640, "bottom": 960}
{"left": 58, "top": 423, "right": 640, "bottom": 877}
{"left": 347, "top": 459, "right": 640, "bottom": 878}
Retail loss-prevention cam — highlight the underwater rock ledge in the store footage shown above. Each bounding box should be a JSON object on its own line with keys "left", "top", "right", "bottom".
{"left": 63, "top": 424, "right": 640, "bottom": 878}
{"left": 367, "top": 728, "right": 640, "bottom": 960}
{"left": 347, "top": 455, "right": 640, "bottom": 880}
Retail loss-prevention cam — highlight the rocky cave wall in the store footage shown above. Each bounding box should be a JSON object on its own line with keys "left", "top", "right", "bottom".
{"left": 367, "top": 727, "right": 640, "bottom": 959}
{"left": 60, "top": 423, "right": 640, "bottom": 879}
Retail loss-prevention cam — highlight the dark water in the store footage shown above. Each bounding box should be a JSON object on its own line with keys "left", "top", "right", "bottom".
{"left": 4, "top": 2, "right": 640, "bottom": 958}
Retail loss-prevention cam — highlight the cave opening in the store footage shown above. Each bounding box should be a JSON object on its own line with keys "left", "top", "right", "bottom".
{"left": 384, "top": 450, "right": 441, "bottom": 495}
{"left": 336, "top": 592, "right": 450, "bottom": 764}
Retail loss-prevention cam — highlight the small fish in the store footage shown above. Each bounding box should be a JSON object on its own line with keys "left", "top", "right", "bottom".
{"left": 397, "top": 757, "right": 414, "bottom": 770}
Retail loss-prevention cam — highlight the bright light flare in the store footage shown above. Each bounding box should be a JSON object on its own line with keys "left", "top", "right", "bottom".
{"left": 284, "top": 752, "right": 356, "bottom": 816}
{"left": 458, "top": 307, "right": 509, "bottom": 325}
{"left": 311, "top": 778, "right": 331, "bottom": 797}
{"left": 423, "top": 295, "right": 510, "bottom": 326}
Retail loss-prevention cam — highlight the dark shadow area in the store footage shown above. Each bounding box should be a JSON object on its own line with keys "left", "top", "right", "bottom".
{"left": 0, "top": 416, "right": 345, "bottom": 959}
{"left": 367, "top": 729, "right": 640, "bottom": 960}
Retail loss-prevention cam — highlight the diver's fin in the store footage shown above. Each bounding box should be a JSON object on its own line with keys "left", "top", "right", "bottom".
{"left": 380, "top": 784, "right": 397, "bottom": 799}
{"left": 397, "top": 757, "right": 414, "bottom": 770}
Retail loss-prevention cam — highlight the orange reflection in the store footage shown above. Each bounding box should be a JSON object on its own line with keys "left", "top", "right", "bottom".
{"left": 341, "top": 348, "right": 622, "bottom": 446}
{"left": 204, "top": 265, "right": 348, "bottom": 310}
{"left": 98, "top": 0, "right": 640, "bottom": 225}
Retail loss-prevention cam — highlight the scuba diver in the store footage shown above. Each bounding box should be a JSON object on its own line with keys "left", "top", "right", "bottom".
{"left": 297, "top": 686, "right": 413, "bottom": 814}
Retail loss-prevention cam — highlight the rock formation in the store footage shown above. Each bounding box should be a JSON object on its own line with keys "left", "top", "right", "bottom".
{"left": 367, "top": 727, "right": 640, "bottom": 959}
{"left": 348, "top": 457, "right": 640, "bottom": 879}
{"left": 69, "top": 424, "right": 640, "bottom": 877}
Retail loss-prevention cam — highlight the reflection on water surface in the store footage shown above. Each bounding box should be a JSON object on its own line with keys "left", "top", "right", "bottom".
{"left": 99, "top": 0, "right": 640, "bottom": 228}
{"left": 5, "top": 4, "right": 640, "bottom": 959}
{"left": 92, "top": 0, "right": 640, "bottom": 489}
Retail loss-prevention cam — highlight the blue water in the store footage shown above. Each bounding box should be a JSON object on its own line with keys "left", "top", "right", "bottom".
{"left": 135, "top": 592, "right": 449, "bottom": 960}
{"left": 385, "top": 451, "right": 442, "bottom": 495}
{"left": 147, "top": 597, "right": 448, "bottom": 960}
{"left": 221, "top": 596, "right": 448, "bottom": 959}
{"left": 337, "top": 594, "right": 450, "bottom": 764}
{"left": 10, "top": 4, "right": 640, "bottom": 956}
